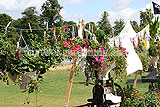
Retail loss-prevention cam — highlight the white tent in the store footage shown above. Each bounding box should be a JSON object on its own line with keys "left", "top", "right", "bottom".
{"left": 121, "top": 36, "right": 143, "bottom": 75}
{"left": 118, "top": 20, "right": 137, "bottom": 40}
{"left": 108, "top": 20, "right": 137, "bottom": 47}
{"left": 137, "top": 24, "right": 150, "bottom": 49}
{"left": 137, "top": 24, "right": 150, "bottom": 41}
{"left": 119, "top": 21, "right": 143, "bottom": 75}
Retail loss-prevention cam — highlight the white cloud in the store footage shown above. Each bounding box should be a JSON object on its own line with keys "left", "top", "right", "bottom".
{"left": 111, "top": 0, "right": 135, "bottom": 9}
{"left": 0, "top": 0, "right": 46, "bottom": 19}
{"left": 63, "top": 0, "right": 87, "bottom": 6}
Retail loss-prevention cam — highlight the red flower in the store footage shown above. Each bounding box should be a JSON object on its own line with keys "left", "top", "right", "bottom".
{"left": 7, "top": 82, "right": 9, "bottom": 85}
{"left": 132, "top": 93, "right": 135, "bottom": 96}
{"left": 81, "top": 41, "right": 84, "bottom": 44}
{"left": 136, "top": 90, "right": 139, "bottom": 93}
{"left": 126, "top": 51, "right": 129, "bottom": 54}
{"left": 120, "top": 47, "right": 123, "bottom": 50}
{"left": 158, "top": 52, "right": 160, "bottom": 54}
{"left": 156, "top": 46, "right": 159, "bottom": 49}
{"left": 123, "top": 48, "right": 126, "bottom": 50}
{"left": 70, "top": 40, "right": 74, "bottom": 43}
{"left": 85, "top": 39, "right": 89, "bottom": 45}
{"left": 63, "top": 26, "right": 68, "bottom": 30}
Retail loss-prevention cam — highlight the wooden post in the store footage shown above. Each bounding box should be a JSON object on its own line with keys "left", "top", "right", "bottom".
{"left": 133, "top": 71, "right": 139, "bottom": 89}
{"left": 28, "top": 23, "right": 32, "bottom": 32}
{"left": 46, "top": 22, "right": 48, "bottom": 31}
{"left": 64, "top": 57, "right": 77, "bottom": 107}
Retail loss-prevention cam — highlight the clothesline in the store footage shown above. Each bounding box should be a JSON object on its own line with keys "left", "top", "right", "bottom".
{"left": 0, "top": 24, "right": 76, "bottom": 31}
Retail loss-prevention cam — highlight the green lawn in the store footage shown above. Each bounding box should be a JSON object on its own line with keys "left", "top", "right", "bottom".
{"left": 0, "top": 69, "right": 150, "bottom": 107}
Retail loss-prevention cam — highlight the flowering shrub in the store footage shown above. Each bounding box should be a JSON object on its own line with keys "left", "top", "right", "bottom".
{"left": 121, "top": 84, "right": 159, "bottom": 107}
{"left": 149, "top": 41, "right": 160, "bottom": 57}
{"left": 135, "top": 43, "right": 151, "bottom": 72}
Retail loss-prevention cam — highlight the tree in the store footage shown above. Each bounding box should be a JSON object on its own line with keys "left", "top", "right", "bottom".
{"left": 0, "top": 13, "right": 12, "bottom": 31}
{"left": 41, "top": 0, "right": 63, "bottom": 27}
{"left": 14, "top": 7, "right": 41, "bottom": 29}
{"left": 130, "top": 20, "right": 140, "bottom": 33}
{"left": 113, "top": 18, "right": 125, "bottom": 36}
{"left": 97, "top": 11, "right": 112, "bottom": 37}
{"left": 12, "top": 7, "right": 43, "bottom": 46}
{"left": 139, "top": 9, "right": 153, "bottom": 28}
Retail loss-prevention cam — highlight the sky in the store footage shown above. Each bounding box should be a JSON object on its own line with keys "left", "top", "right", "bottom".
{"left": 0, "top": 0, "right": 160, "bottom": 25}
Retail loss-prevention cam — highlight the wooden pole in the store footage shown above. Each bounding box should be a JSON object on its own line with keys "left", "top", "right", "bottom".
{"left": 64, "top": 57, "right": 77, "bottom": 107}
{"left": 133, "top": 71, "right": 139, "bottom": 89}
{"left": 28, "top": 23, "right": 32, "bottom": 32}
{"left": 46, "top": 22, "right": 48, "bottom": 31}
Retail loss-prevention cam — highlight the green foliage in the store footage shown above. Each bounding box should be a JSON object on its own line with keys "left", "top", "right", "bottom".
{"left": 41, "top": 0, "right": 63, "bottom": 27}
{"left": 95, "top": 29, "right": 107, "bottom": 43}
{"left": 105, "top": 47, "right": 127, "bottom": 81}
{"left": 148, "top": 12, "right": 159, "bottom": 42}
{"left": 140, "top": 9, "right": 152, "bottom": 27}
{"left": 0, "top": 13, "right": 12, "bottom": 30}
{"left": 122, "top": 84, "right": 159, "bottom": 107}
{"left": 113, "top": 18, "right": 125, "bottom": 36}
{"left": 135, "top": 43, "right": 150, "bottom": 72}
{"left": 97, "top": 11, "right": 112, "bottom": 37}
{"left": 130, "top": 20, "right": 140, "bottom": 33}
{"left": 148, "top": 42, "right": 160, "bottom": 57}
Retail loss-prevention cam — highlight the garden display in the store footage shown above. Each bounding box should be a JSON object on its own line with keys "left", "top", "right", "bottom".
{"left": 0, "top": 1, "right": 160, "bottom": 107}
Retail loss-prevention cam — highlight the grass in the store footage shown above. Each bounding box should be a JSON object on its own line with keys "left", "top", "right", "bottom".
{"left": 0, "top": 68, "right": 151, "bottom": 107}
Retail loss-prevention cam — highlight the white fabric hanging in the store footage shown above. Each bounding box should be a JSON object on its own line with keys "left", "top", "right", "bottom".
{"left": 121, "top": 37, "right": 143, "bottom": 75}
{"left": 78, "top": 22, "right": 83, "bottom": 39}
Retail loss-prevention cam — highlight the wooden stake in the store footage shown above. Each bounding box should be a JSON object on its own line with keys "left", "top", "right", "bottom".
{"left": 64, "top": 57, "right": 77, "bottom": 107}
{"left": 46, "top": 22, "right": 48, "bottom": 31}
{"left": 28, "top": 23, "right": 32, "bottom": 32}
{"left": 133, "top": 71, "right": 139, "bottom": 89}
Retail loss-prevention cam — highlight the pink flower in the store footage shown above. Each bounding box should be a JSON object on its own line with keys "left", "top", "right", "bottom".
{"left": 136, "top": 90, "right": 139, "bottom": 93}
{"left": 101, "top": 42, "right": 103, "bottom": 44}
{"left": 95, "top": 57, "right": 98, "bottom": 61}
{"left": 0, "top": 52, "right": 3, "bottom": 54}
{"left": 123, "top": 48, "right": 126, "bottom": 50}
{"left": 85, "top": 48, "right": 90, "bottom": 53}
{"left": 72, "top": 45, "right": 76, "bottom": 50}
{"left": 84, "top": 46, "right": 88, "bottom": 48}
{"left": 122, "top": 51, "right": 125, "bottom": 54}
{"left": 77, "top": 45, "right": 82, "bottom": 50}
{"left": 132, "top": 93, "right": 135, "bottom": 96}
{"left": 100, "top": 45, "right": 104, "bottom": 52}
{"left": 93, "top": 53, "right": 97, "bottom": 57}
{"left": 85, "top": 39, "right": 89, "bottom": 45}
{"left": 138, "top": 97, "right": 141, "bottom": 101}
{"left": 92, "top": 60, "right": 94, "bottom": 65}
{"left": 70, "top": 40, "right": 74, "bottom": 43}
{"left": 99, "top": 54, "right": 104, "bottom": 63}
{"left": 126, "top": 51, "right": 129, "bottom": 54}
{"left": 53, "top": 35, "right": 56, "bottom": 40}
{"left": 69, "top": 51, "right": 73, "bottom": 57}
{"left": 100, "top": 64, "right": 104, "bottom": 69}
{"left": 94, "top": 49, "right": 97, "bottom": 52}
{"left": 14, "top": 52, "right": 21, "bottom": 58}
